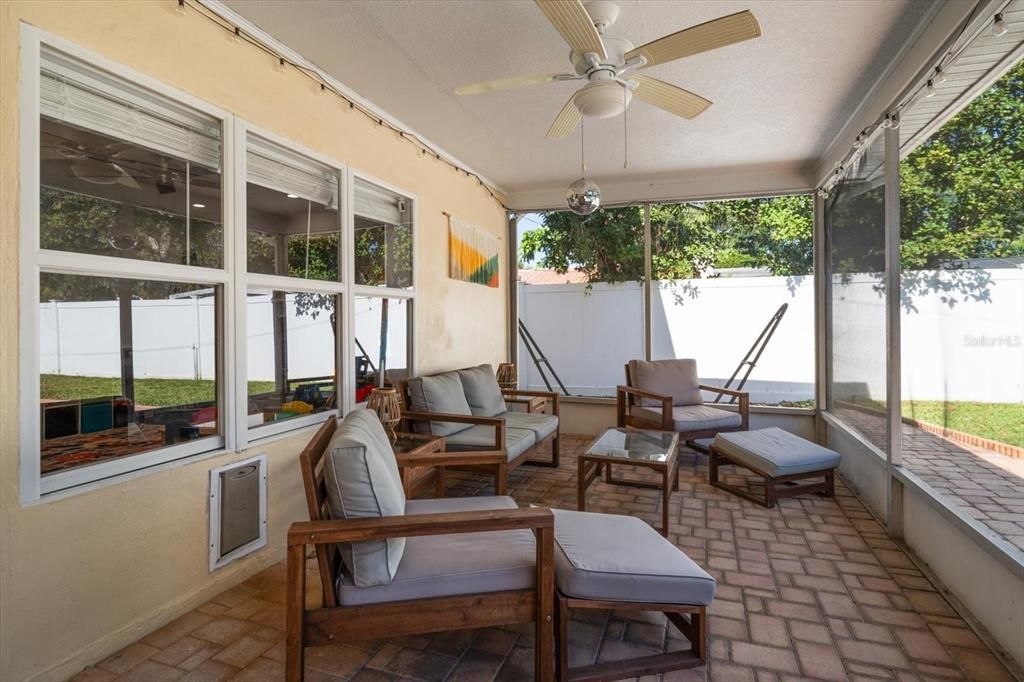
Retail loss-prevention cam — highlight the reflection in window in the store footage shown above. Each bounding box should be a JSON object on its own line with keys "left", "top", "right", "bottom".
{"left": 38, "top": 274, "right": 220, "bottom": 476}
{"left": 246, "top": 290, "right": 338, "bottom": 427}
{"left": 40, "top": 117, "right": 223, "bottom": 268}
{"left": 246, "top": 137, "right": 340, "bottom": 281}
{"left": 354, "top": 296, "right": 410, "bottom": 402}
{"left": 354, "top": 178, "right": 412, "bottom": 288}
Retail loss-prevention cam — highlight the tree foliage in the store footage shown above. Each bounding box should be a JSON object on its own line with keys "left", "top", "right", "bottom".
{"left": 521, "top": 60, "right": 1024, "bottom": 284}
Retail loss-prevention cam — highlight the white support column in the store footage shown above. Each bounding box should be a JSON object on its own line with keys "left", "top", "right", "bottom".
{"left": 643, "top": 203, "right": 652, "bottom": 361}
{"left": 507, "top": 212, "right": 519, "bottom": 364}
{"left": 884, "top": 123, "right": 904, "bottom": 537}
{"left": 813, "top": 192, "right": 828, "bottom": 444}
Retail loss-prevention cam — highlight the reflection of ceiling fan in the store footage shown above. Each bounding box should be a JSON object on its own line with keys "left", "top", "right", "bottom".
{"left": 455, "top": 0, "right": 761, "bottom": 138}
{"left": 41, "top": 131, "right": 143, "bottom": 190}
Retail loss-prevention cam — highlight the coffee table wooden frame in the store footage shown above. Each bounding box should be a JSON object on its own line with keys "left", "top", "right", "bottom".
{"left": 577, "top": 429, "right": 680, "bottom": 536}
{"left": 555, "top": 594, "right": 706, "bottom": 681}
{"left": 709, "top": 444, "right": 835, "bottom": 508}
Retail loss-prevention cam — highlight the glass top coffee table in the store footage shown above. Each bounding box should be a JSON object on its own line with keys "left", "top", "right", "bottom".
{"left": 578, "top": 428, "right": 681, "bottom": 536}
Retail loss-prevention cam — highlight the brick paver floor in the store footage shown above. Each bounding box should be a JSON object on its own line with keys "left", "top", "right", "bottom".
{"left": 72, "top": 436, "right": 1017, "bottom": 682}
{"left": 837, "top": 408, "right": 1024, "bottom": 552}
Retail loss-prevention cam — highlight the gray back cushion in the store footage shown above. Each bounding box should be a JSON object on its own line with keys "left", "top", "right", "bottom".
{"left": 458, "top": 364, "right": 508, "bottom": 417}
{"left": 323, "top": 410, "right": 407, "bottom": 587}
{"left": 406, "top": 371, "right": 474, "bottom": 436}
{"left": 629, "top": 359, "right": 702, "bottom": 406}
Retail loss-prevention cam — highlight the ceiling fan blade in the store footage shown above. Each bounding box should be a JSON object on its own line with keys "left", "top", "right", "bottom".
{"left": 626, "top": 10, "right": 761, "bottom": 68}
{"left": 455, "top": 73, "right": 572, "bottom": 95}
{"left": 535, "top": 0, "right": 607, "bottom": 60}
{"left": 546, "top": 95, "right": 582, "bottom": 139}
{"left": 631, "top": 75, "right": 712, "bottom": 119}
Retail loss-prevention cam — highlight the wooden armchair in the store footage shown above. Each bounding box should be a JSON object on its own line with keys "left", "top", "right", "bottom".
{"left": 290, "top": 416, "right": 554, "bottom": 681}
{"left": 617, "top": 359, "right": 749, "bottom": 449}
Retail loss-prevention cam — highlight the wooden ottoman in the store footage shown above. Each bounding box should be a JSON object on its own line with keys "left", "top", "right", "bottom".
{"left": 709, "top": 427, "right": 840, "bottom": 508}
{"left": 551, "top": 509, "right": 715, "bottom": 681}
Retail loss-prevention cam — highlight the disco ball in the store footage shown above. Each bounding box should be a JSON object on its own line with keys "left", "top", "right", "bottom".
{"left": 566, "top": 177, "right": 601, "bottom": 216}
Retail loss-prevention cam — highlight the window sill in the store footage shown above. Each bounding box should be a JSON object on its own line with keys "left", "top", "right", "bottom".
{"left": 555, "top": 394, "right": 817, "bottom": 417}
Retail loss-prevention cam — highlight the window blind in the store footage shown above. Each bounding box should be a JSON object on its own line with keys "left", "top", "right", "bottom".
{"left": 354, "top": 178, "right": 406, "bottom": 224}
{"left": 246, "top": 137, "right": 338, "bottom": 209}
{"left": 40, "top": 47, "right": 221, "bottom": 170}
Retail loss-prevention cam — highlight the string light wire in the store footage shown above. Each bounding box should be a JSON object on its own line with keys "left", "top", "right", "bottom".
{"left": 176, "top": 0, "right": 509, "bottom": 209}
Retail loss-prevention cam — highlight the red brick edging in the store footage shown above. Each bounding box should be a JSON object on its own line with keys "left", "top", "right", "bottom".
{"left": 902, "top": 417, "right": 1023, "bottom": 459}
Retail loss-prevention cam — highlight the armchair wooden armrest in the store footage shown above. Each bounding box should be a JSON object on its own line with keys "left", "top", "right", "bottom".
{"left": 615, "top": 385, "right": 673, "bottom": 429}
{"left": 698, "top": 384, "right": 750, "bottom": 428}
{"left": 401, "top": 411, "right": 505, "bottom": 449}
{"left": 502, "top": 389, "right": 560, "bottom": 416}
{"left": 394, "top": 449, "right": 507, "bottom": 469}
{"left": 288, "top": 507, "right": 553, "bottom": 546}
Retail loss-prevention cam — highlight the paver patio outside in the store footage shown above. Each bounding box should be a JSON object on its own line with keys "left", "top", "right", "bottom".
{"left": 71, "top": 436, "right": 1017, "bottom": 682}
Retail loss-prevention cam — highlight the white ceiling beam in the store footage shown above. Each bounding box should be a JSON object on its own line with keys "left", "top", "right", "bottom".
{"left": 507, "top": 161, "right": 813, "bottom": 211}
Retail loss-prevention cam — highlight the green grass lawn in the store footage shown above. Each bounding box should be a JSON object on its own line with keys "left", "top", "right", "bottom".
{"left": 901, "top": 400, "right": 1023, "bottom": 449}
{"left": 41, "top": 374, "right": 275, "bottom": 407}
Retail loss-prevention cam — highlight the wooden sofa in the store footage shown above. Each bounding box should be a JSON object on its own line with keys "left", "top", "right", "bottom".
{"left": 398, "top": 364, "right": 560, "bottom": 494}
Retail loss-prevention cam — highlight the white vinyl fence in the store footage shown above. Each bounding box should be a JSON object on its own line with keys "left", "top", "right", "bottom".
{"left": 39, "top": 294, "right": 409, "bottom": 382}
{"left": 517, "top": 266, "right": 1023, "bottom": 404}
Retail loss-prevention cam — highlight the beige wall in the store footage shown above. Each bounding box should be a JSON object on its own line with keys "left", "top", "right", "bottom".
{"left": 0, "top": 2, "right": 508, "bottom": 680}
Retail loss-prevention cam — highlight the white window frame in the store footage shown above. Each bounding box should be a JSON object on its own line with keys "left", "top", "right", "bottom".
{"left": 349, "top": 169, "right": 418, "bottom": 404}
{"left": 235, "top": 121, "right": 350, "bottom": 449}
{"left": 17, "top": 27, "right": 418, "bottom": 504}
{"left": 19, "top": 26, "right": 237, "bottom": 503}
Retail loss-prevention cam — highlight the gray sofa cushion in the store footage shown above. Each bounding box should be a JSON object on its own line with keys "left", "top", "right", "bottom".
{"left": 337, "top": 496, "right": 535, "bottom": 606}
{"left": 635, "top": 404, "right": 742, "bottom": 432}
{"left": 323, "top": 410, "right": 406, "bottom": 587}
{"left": 501, "top": 411, "right": 558, "bottom": 441}
{"left": 458, "top": 364, "right": 508, "bottom": 417}
{"left": 445, "top": 424, "right": 537, "bottom": 462}
{"left": 406, "top": 370, "right": 474, "bottom": 436}
{"left": 712, "top": 427, "right": 841, "bottom": 477}
{"left": 629, "top": 359, "right": 702, "bottom": 407}
{"left": 552, "top": 509, "right": 716, "bottom": 606}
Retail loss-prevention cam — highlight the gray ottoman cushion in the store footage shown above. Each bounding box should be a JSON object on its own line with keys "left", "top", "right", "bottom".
{"left": 552, "top": 509, "right": 716, "bottom": 606}
{"left": 406, "top": 370, "right": 474, "bottom": 437}
{"left": 337, "top": 496, "right": 535, "bottom": 606}
{"left": 501, "top": 411, "right": 559, "bottom": 441}
{"left": 446, "top": 424, "right": 537, "bottom": 461}
{"left": 712, "top": 427, "right": 840, "bottom": 477}
{"left": 458, "top": 364, "right": 508, "bottom": 417}
{"left": 635, "top": 404, "right": 742, "bottom": 431}
{"left": 323, "top": 410, "right": 407, "bottom": 587}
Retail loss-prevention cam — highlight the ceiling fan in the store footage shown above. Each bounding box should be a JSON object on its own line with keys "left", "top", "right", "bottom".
{"left": 41, "top": 131, "right": 143, "bottom": 190}
{"left": 454, "top": 0, "right": 761, "bottom": 139}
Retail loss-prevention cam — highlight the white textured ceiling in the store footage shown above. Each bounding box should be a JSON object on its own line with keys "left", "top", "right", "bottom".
{"left": 223, "top": 0, "right": 932, "bottom": 195}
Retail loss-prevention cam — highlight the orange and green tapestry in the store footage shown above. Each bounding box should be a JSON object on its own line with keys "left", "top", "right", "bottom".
{"left": 449, "top": 218, "right": 499, "bottom": 287}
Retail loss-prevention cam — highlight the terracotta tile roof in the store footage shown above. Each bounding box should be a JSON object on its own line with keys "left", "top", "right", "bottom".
{"left": 518, "top": 268, "right": 588, "bottom": 285}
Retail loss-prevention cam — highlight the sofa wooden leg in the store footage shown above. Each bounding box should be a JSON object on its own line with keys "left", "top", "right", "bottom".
{"left": 536, "top": 528, "right": 555, "bottom": 682}
{"left": 551, "top": 435, "right": 560, "bottom": 468}
{"left": 555, "top": 595, "right": 569, "bottom": 682}
{"left": 286, "top": 543, "right": 306, "bottom": 682}
{"left": 496, "top": 464, "right": 509, "bottom": 496}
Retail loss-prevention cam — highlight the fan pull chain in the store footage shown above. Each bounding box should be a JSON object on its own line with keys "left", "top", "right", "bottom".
{"left": 580, "top": 116, "right": 586, "bottom": 175}
{"left": 623, "top": 86, "right": 629, "bottom": 169}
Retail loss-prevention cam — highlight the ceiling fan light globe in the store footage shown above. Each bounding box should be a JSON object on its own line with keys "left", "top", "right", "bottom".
{"left": 574, "top": 81, "right": 630, "bottom": 119}
{"left": 566, "top": 177, "right": 601, "bottom": 215}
